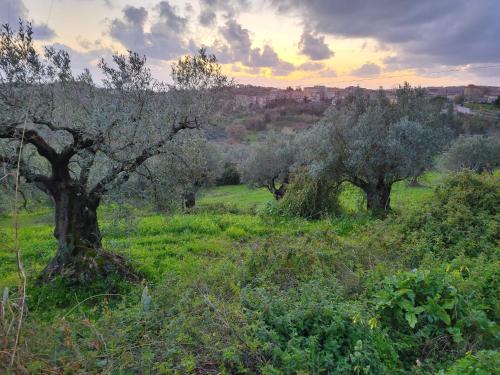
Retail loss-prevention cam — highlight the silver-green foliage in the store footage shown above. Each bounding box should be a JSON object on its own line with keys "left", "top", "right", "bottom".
{"left": 438, "top": 134, "right": 500, "bottom": 174}
{"left": 241, "top": 131, "right": 297, "bottom": 199}
{"left": 299, "top": 85, "right": 448, "bottom": 212}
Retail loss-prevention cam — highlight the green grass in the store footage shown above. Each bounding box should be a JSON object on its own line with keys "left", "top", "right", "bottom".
{"left": 198, "top": 184, "right": 271, "bottom": 209}
{"left": 199, "top": 172, "right": 440, "bottom": 212}
{"left": 1, "top": 171, "right": 497, "bottom": 373}
{"left": 0, "top": 173, "right": 441, "bottom": 292}
{"left": 0, "top": 210, "right": 348, "bottom": 291}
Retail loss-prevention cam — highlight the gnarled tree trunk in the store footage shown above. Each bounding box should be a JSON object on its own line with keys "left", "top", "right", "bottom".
{"left": 268, "top": 175, "right": 289, "bottom": 200}
{"left": 365, "top": 182, "right": 392, "bottom": 214}
{"left": 40, "top": 179, "right": 136, "bottom": 283}
{"left": 183, "top": 190, "right": 196, "bottom": 209}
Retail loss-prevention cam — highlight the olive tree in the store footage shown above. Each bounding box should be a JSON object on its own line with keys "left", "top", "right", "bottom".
{"left": 0, "top": 23, "right": 231, "bottom": 282}
{"left": 141, "top": 133, "right": 222, "bottom": 210}
{"left": 241, "top": 131, "right": 296, "bottom": 200}
{"left": 214, "top": 142, "right": 252, "bottom": 185}
{"left": 394, "top": 83, "right": 451, "bottom": 185}
{"left": 304, "top": 87, "right": 447, "bottom": 214}
{"left": 437, "top": 134, "right": 500, "bottom": 174}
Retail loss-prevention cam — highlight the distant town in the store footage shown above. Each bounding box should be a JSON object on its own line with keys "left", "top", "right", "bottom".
{"left": 232, "top": 84, "right": 500, "bottom": 119}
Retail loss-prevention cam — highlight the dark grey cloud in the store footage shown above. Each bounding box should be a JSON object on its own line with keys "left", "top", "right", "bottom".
{"left": 122, "top": 5, "right": 148, "bottom": 26}
{"left": 32, "top": 24, "right": 55, "bottom": 39}
{"left": 218, "top": 19, "right": 252, "bottom": 61}
{"left": 271, "top": 0, "right": 500, "bottom": 67}
{"left": 351, "top": 62, "right": 381, "bottom": 76}
{"left": 109, "top": 1, "right": 188, "bottom": 60}
{"left": 248, "top": 45, "right": 281, "bottom": 67}
{"left": 271, "top": 61, "right": 295, "bottom": 76}
{"left": 156, "top": 1, "right": 187, "bottom": 33}
{"left": 213, "top": 18, "right": 291, "bottom": 70}
{"left": 75, "top": 0, "right": 114, "bottom": 7}
{"left": 298, "top": 29, "right": 333, "bottom": 60}
{"left": 0, "top": 0, "right": 55, "bottom": 40}
{"left": 198, "top": 8, "right": 216, "bottom": 27}
{"left": 197, "top": 0, "right": 251, "bottom": 27}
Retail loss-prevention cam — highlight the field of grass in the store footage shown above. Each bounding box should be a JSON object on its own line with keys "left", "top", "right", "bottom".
{"left": 198, "top": 184, "right": 271, "bottom": 209}
{"left": 0, "top": 171, "right": 498, "bottom": 373}
{"left": 199, "top": 173, "right": 439, "bottom": 212}
{"left": 0, "top": 173, "right": 439, "bottom": 292}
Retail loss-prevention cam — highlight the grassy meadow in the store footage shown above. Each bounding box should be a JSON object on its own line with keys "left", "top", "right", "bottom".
{"left": 0, "top": 175, "right": 439, "bottom": 292}
{"left": 0, "top": 171, "right": 498, "bottom": 374}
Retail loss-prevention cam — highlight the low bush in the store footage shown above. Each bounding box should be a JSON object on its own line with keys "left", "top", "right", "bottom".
{"left": 239, "top": 281, "right": 401, "bottom": 374}
{"left": 437, "top": 134, "right": 500, "bottom": 174}
{"left": 373, "top": 268, "right": 499, "bottom": 369}
{"left": 442, "top": 350, "right": 500, "bottom": 375}
{"left": 278, "top": 174, "right": 341, "bottom": 219}
{"left": 360, "top": 171, "right": 500, "bottom": 267}
{"left": 402, "top": 171, "right": 499, "bottom": 260}
{"left": 216, "top": 162, "right": 241, "bottom": 186}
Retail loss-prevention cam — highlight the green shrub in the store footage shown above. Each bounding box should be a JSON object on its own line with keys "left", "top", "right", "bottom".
{"left": 391, "top": 171, "right": 499, "bottom": 262}
{"left": 279, "top": 174, "right": 341, "bottom": 219}
{"left": 216, "top": 162, "right": 241, "bottom": 185}
{"left": 444, "top": 256, "right": 500, "bottom": 322}
{"left": 374, "top": 268, "right": 498, "bottom": 367}
{"left": 443, "top": 350, "right": 500, "bottom": 375}
{"left": 239, "top": 281, "right": 401, "bottom": 374}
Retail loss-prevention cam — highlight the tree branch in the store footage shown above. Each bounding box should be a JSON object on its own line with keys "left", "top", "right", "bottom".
{"left": 89, "top": 119, "right": 198, "bottom": 197}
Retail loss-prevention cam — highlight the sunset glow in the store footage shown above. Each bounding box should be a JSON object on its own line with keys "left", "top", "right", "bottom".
{"left": 3, "top": 0, "right": 500, "bottom": 88}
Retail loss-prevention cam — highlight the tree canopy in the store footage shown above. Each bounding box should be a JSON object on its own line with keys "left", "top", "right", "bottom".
{"left": 300, "top": 85, "right": 448, "bottom": 213}
{"left": 0, "top": 22, "right": 231, "bottom": 281}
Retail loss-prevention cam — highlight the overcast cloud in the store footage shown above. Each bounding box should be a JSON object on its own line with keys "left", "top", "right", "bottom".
{"left": 109, "top": 1, "right": 189, "bottom": 60}
{"left": 2, "top": 0, "right": 498, "bottom": 86}
{"left": 0, "top": 0, "right": 55, "bottom": 40}
{"left": 298, "top": 29, "right": 334, "bottom": 60}
{"left": 270, "top": 0, "right": 500, "bottom": 67}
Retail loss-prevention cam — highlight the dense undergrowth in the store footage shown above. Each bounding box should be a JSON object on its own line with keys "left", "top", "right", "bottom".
{"left": 0, "top": 171, "right": 498, "bottom": 374}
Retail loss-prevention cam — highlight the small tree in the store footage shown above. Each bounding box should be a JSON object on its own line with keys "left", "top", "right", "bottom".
{"left": 305, "top": 86, "right": 447, "bottom": 214}
{"left": 0, "top": 22, "right": 231, "bottom": 282}
{"left": 216, "top": 161, "right": 240, "bottom": 185}
{"left": 142, "top": 133, "right": 221, "bottom": 210}
{"left": 242, "top": 132, "right": 296, "bottom": 200}
{"left": 395, "top": 83, "right": 451, "bottom": 185}
{"left": 437, "top": 134, "right": 500, "bottom": 174}
{"left": 214, "top": 142, "right": 250, "bottom": 185}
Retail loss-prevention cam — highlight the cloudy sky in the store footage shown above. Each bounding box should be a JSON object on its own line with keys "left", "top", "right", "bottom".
{"left": 2, "top": 0, "right": 499, "bottom": 88}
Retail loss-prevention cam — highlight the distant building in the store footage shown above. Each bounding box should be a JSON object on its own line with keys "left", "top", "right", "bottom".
{"left": 304, "top": 86, "right": 327, "bottom": 101}
{"left": 266, "top": 88, "right": 306, "bottom": 102}
{"left": 234, "top": 95, "right": 259, "bottom": 107}
{"left": 325, "top": 87, "right": 339, "bottom": 100}
{"left": 464, "top": 84, "right": 487, "bottom": 103}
